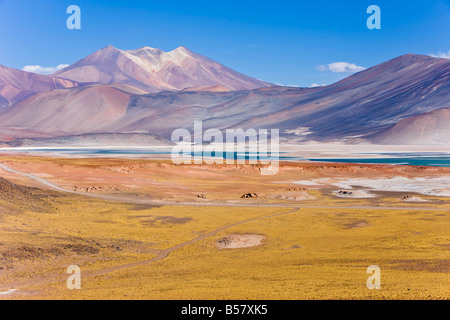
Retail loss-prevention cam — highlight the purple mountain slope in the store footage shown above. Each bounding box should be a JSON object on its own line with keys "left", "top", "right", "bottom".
{"left": 373, "top": 107, "right": 450, "bottom": 145}
{"left": 0, "top": 64, "right": 80, "bottom": 109}
{"left": 0, "top": 53, "right": 448, "bottom": 145}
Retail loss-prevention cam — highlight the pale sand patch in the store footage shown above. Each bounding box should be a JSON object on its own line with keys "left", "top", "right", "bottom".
{"left": 333, "top": 189, "right": 376, "bottom": 198}
{"left": 293, "top": 180, "right": 322, "bottom": 186}
{"left": 216, "top": 234, "right": 266, "bottom": 249}
{"left": 331, "top": 176, "right": 450, "bottom": 197}
{"left": 402, "top": 195, "right": 428, "bottom": 202}
{"left": 0, "top": 289, "right": 18, "bottom": 295}
{"left": 313, "top": 178, "right": 334, "bottom": 184}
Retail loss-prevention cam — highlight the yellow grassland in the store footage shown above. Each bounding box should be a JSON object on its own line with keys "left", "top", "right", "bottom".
{"left": 0, "top": 156, "right": 448, "bottom": 299}
{"left": 1, "top": 199, "right": 448, "bottom": 299}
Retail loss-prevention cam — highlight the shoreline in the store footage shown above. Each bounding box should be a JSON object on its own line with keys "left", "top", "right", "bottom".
{"left": 1, "top": 143, "right": 449, "bottom": 167}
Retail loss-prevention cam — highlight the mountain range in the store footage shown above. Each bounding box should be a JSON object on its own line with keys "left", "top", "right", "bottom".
{"left": 0, "top": 64, "right": 79, "bottom": 109}
{"left": 52, "top": 45, "right": 270, "bottom": 92}
{"left": 0, "top": 45, "right": 448, "bottom": 145}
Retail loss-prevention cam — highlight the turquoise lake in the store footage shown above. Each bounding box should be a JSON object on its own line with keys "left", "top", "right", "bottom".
{"left": 1, "top": 149, "right": 449, "bottom": 167}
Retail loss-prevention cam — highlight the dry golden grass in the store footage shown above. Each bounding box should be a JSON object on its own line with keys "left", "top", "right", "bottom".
{"left": 0, "top": 156, "right": 448, "bottom": 299}
{"left": 2, "top": 201, "right": 448, "bottom": 299}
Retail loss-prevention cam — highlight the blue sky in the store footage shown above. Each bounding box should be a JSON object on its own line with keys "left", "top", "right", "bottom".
{"left": 0, "top": 0, "right": 449, "bottom": 87}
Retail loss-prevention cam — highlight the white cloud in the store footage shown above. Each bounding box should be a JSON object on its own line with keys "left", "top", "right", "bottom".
{"left": 310, "top": 83, "right": 326, "bottom": 88}
{"left": 317, "top": 62, "right": 366, "bottom": 73}
{"left": 429, "top": 50, "right": 450, "bottom": 59}
{"left": 22, "top": 64, "right": 69, "bottom": 75}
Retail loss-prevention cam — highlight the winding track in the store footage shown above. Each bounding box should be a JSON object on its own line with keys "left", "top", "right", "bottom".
{"left": 0, "top": 162, "right": 304, "bottom": 292}
{"left": 0, "top": 161, "right": 448, "bottom": 294}
{"left": 0, "top": 206, "right": 299, "bottom": 292}
{"left": 0, "top": 162, "right": 448, "bottom": 211}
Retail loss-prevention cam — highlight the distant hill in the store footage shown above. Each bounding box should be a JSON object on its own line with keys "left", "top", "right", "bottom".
{"left": 0, "top": 64, "right": 79, "bottom": 109}
{"left": 372, "top": 108, "right": 450, "bottom": 145}
{"left": 7, "top": 133, "right": 174, "bottom": 147}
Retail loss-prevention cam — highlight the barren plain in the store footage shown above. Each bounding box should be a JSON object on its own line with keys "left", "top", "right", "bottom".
{"left": 0, "top": 155, "right": 448, "bottom": 299}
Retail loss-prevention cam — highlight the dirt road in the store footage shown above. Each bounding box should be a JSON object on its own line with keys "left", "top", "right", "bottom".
{"left": 0, "top": 162, "right": 448, "bottom": 211}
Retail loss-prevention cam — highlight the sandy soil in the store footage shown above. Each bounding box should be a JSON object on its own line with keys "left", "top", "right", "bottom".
{"left": 0, "top": 155, "right": 449, "bottom": 300}
{"left": 403, "top": 195, "right": 428, "bottom": 202}
{"left": 333, "top": 189, "right": 376, "bottom": 198}
{"left": 328, "top": 176, "right": 450, "bottom": 197}
{"left": 216, "top": 234, "right": 266, "bottom": 249}
{"left": 0, "top": 155, "right": 449, "bottom": 206}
